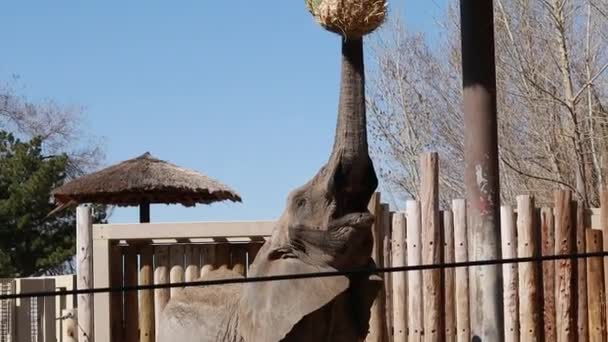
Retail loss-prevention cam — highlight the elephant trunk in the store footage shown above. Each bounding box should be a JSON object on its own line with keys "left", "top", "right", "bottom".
{"left": 327, "top": 37, "right": 377, "bottom": 214}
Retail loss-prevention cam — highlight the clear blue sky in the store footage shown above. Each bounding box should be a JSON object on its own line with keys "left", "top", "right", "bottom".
{"left": 1, "top": 1, "right": 445, "bottom": 223}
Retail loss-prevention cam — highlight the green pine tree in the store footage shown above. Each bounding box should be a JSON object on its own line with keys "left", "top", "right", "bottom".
{"left": 0, "top": 131, "right": 106, "bottom": 277}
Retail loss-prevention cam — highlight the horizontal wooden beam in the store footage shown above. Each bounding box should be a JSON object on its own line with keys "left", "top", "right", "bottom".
{"left": 93, "top": 220, "right": 275, "bottom": 241}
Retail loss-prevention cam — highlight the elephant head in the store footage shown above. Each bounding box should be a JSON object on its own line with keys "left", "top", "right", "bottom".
{"left": 237, "top": 36, "right": 381, "bottom": 342}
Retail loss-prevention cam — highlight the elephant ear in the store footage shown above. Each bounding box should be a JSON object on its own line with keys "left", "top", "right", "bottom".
{"left": 237, "top": 243, "right": 349, "bottom": 342}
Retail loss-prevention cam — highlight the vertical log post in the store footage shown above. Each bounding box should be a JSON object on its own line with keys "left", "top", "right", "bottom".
{"left": 541, "top": 207, "right": 557, "bottom": 342}
{"left": 368, "top": 192, "right": 386, "bottom": 342}
{"left": 154, "top": 245, "right": 169, "bottom": 335}
{"left": 139, "top": 244, "right": 155, "bottom": 342}
{"left": 500, "top": 205, "right": 519, "bottom": 342}
{"left": 215, "top": 243, "right": 231, "bottom": 270}
{"left": 200, "top": 245, "right": 216, "bottom": 279}
{"left": 586, "top": 229, "right": 606, "bottom": 342}
{"left": 391, "top": 212, "right": 407, "bottom": 342}
{"left": 406, "top": 200, "right": 423, "bottom": 342}
{"left": 185, "top": 245, "right": 201, "bottom": 281}
{"left": 231, "top": 245, "right": 247, "bottom": 276}
{"left": 554, "top": 190, "right": 576, "bottom": 342}
{"left": 453, "top": 199, "right": 470, "bottom": 342}
{"left": 443, "top": 210, "right": 456, "bottom": 342}
{"left": 124, "top": 245, "right": 139, "bottom": 342}
{"left": 516, "top": 195, "right": 543, "bottom": 341}
{"left": 382, "top": 204, "right": 393, "bottom": 342}
{"left": 169, "top": 245, "right": 185, "bottom": 297}
{"left": 76, "top": 206, "right": 94, "bottom": 342}
{"left": 577, "top": 203, "right": 589, "bottom": 342}
{"left": 420, "top": 152, "right": 443, "bottom": 341}
{"left": 601, "top": 188, "right": 608, "bottom": 333}
{"left": 110, "top": 244, "right": 123, "bottom": 342}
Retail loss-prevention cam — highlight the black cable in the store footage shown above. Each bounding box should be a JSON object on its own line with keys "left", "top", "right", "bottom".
{"left": 0, "top": 250, "right": 604, "bottom": 301}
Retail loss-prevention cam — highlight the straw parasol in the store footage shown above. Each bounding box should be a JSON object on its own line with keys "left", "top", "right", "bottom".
{"left": 51, "top": 152, "right": 242, "bottom": 222}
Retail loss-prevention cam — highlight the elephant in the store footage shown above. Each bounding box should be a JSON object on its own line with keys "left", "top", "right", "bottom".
{"left": 158, "top": 35, "right": 381, "bottom": 342}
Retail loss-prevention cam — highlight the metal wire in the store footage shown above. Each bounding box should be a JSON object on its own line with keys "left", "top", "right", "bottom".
{"left": 1, "top": 250, "right": 605, "bottom": 301}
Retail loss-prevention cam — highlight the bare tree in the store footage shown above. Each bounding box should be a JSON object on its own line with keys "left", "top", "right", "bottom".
{"left": 0, "top": 76, "right": 105, "bottom": 177}
{"left": 367, "top": 0, "right": 608, "bottom": 208}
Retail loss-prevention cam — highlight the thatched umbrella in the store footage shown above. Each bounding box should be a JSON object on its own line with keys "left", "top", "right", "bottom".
{"left": 51, "top": 152, "right": 242, "bottom": 222}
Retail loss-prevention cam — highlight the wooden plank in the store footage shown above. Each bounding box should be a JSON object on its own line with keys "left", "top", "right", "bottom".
{"left": 541, "top": 206, "right": 557, "bottom": 342}
{"left": 61, "top": 309, "right": 77, "bottom": 342}
{"left": 110, "top": 244, "right": 124, "bottom": 342}
{"left": 382, "top": 204, "right": 393, "bottom": 342}
{"left": 577, "top": 202, "right": 589, "bottom": 342}
{"left": 501, "top": 205, "right": 519, "bottom": 342}
{"left": 93, "top": 221, "right": 274, "bottom": 240}
{"left": 443, "top": 210, "right": 456, "bottom": 342}
{"left": 93, "top": 238, "right": 111, "bottom": 342}
{"left": 169, "top": 245, "right": 185, "bottom": 297}
{"left": 368, "top": 192, "right": 385, "bottom": 342}
{"left": 390, "top": 212, "right": 407, "bottom": 342}
{"left": 139, "top": 244, "right": 155, "bottom": 342}
{"left": 154, "top": 245, "right": 170, "bottom": 337}
{"left": 452, "top": 199, "right": 469, "bottom": 342}
{"left": 406, "top": 200, "right": 423, "bottom": 342}
{"left": 586, "top": 229, "right": 607, "bottom": 342}
{"left": 185, "top": 245, "right": 201, "bottom": 281}
{"left": 231, "top": 245, "right": 247, "bottom": 276}
{"left": 516, "top": 195, "right": 543, "bottom": 341}
{"left": 77, "top": 206, "right": 94, "bottom": 342}
{"left": 554, "top": 190, "right": 576, "bottom": 342}
{"left": 43, "top": 278, "right": 56, "bottom": 342}
{"left": 123, "top": 244, "right": 139, "bottom": 342}
{"left": 602, "top": 189, "right": 608, "bottom": 334}
{"left": 420, "top": 152, "right": 443, "bottom": 341}
{"left": 200, "top": 245, "right": 216, "bottom": 279}
{"left": 214, "top": 244, "right": 231, "bottom": 270}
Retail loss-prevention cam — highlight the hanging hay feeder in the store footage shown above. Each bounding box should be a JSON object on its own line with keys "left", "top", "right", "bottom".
{"left": 306, "top": 0, "right": 387, "bottom": 38}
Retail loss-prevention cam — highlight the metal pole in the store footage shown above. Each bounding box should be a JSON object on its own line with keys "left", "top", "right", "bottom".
{"left": 459, "top": 1, "right": 504, "bottom": 341}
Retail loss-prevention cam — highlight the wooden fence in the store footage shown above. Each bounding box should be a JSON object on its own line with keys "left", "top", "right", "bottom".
{"left": 0, "top": 274, "right": 76, "bottom": 342}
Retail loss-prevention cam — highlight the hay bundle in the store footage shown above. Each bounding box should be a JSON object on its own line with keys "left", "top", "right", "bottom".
{"left": 306, "top": 0, "right": 387, "bottom": 38}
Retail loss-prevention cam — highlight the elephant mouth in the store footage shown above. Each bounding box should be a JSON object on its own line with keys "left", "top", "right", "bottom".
{"left": 328, "top": 212, "right": 374, "bottom": 230}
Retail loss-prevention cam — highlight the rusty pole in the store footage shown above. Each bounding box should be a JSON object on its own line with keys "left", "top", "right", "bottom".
{"left": 459, "top": 1, "right": 504, "bottom": 341}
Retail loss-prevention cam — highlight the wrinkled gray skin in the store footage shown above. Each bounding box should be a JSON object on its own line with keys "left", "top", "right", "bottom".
{"left": 158, "top": 37, "right": 380, "bottom": 342}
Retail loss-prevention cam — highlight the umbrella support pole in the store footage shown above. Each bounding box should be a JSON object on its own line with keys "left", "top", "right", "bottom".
{"left": 140, "top": 202, "right": 150, "bottom": 223}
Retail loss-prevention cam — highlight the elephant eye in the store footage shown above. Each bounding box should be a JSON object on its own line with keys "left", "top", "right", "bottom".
{"left": 295, "top": 198, "right": 306, "bottom": 208}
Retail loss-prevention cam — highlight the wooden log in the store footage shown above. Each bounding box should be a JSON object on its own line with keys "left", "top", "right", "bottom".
{"left": 124, "top": 244, "right": 139, "bottom": 342}
{"left": 452, "top": 199, "right": 470, "bottom": 342}
{"left": 541, "top": 207, "right": 557, "bottom": 342}
{"left": 76, "top": 206, "right": 94, "bottom": 342}
{"left": 61, "top": 309, "right": 78, "bottom": 342}
{"left": 586, "top": 229, "right": 607, "bottom": 342}
{"left": 391, "top": 212, "right": 407, "bottom": 342}
{"left": 231, "top": 245, "right": 247, "bottom": 276}
{"left": 139, "top": 244, "right": 155, "bottom": 342}
{"left": 368, "top": 192, "right": 386, "bottom": 342}
{"left": 601, "top": 188, "right": 608, "bottom": 334}
{"left": 577, "top": 202, "right": 589, "bottom": 342}
{"left": 110, "top": 244, "right": 124, "bottom": 342}
{"left": 154, "top": 245, "right": 170, "bottom": 335}
{"left": 406, "top": 200, "right": 423, "bottom": 342}
{"left": 185, "top": 244, "right": 201, "bottom": 281}
{"left": 420, "top": 153, "right": 443, "bottom": 342}
{"left": 501, "top": 205, "right": 519, "bottom": 342}
{"left": 516, "top": 195, "right": 543, "bottom": 341}
{"left": 382, "top": 204, "right": 393, "bottom": 342}
{"left": 554, "top": 190, "right": 576, "bottom": 342}
{"left": 443, "top": 210, "right": 456, "bottom": 342}
{"left": 169, "top": 245, "right": 185, "bottom": 297}
{"left": 200, "top": 244, "right": 216, "bottom": 278}
{"left": 215, "top": 243, "right": 231, "bottom": 270}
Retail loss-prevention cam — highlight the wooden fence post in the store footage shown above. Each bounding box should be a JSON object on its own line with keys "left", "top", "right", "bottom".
{"left": 76, "top": 206, "right": 94, "bottom": 342}
{"left": 139, "top": 244, "right": 155, "bottom": 342}
{"left": 169, "top": 245, "right": 185, "bottom": 297}
{"left": 577, "top": 203, "right": 589, "bottom": 342}
{"left": 443, "top": 210, "right": 456, "bottom": 342}
{"left": 406, "top": 200, "right": 423, "bottom": 342}
{"left": 391, "top": 212, "right": 407, "bottom": 342}
{"left": 124, "top": 244, "right": 139, "bottom": 342}
{"left": 554, "top": 190, "right": 576, "bottom": 342}
{"left": 382, "top": 204, "right": 394, "bottom": 342}
{"left": 110, "top": 244, "right": 123, "bottom": 342}
{"left": 501, "top": 205, "right": 519, "bottom": 342}
{"left": 185, "top": 245, "right": 201, "bottom": 281}
{"left": 61, "top": 309, "right": 78, "bottom": 342}
{"left": 452, "top": 199, "right": 470, "bottom": 342}
{"left": 154, "top": 245, "right": 170, "bottom": 336}
{"left": 541, "top": 207, "right": 557, "bottom": 342}
{"left": 516, "top": 195, "right": 543, "bottom": 341}
{"left": 601, "top": 188, "right": 608, "bottom": 334}
{"left": 367, "top": 192, "right": 386, "bottom": 342}
{"left": 420, "top": 152, "right": 443, "bottom": 341}
{"left": 586, "top": 229, "right": 606, "bottom": 342}
{"left": 200, "top": 245, "right": 216, "bottom": 278}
